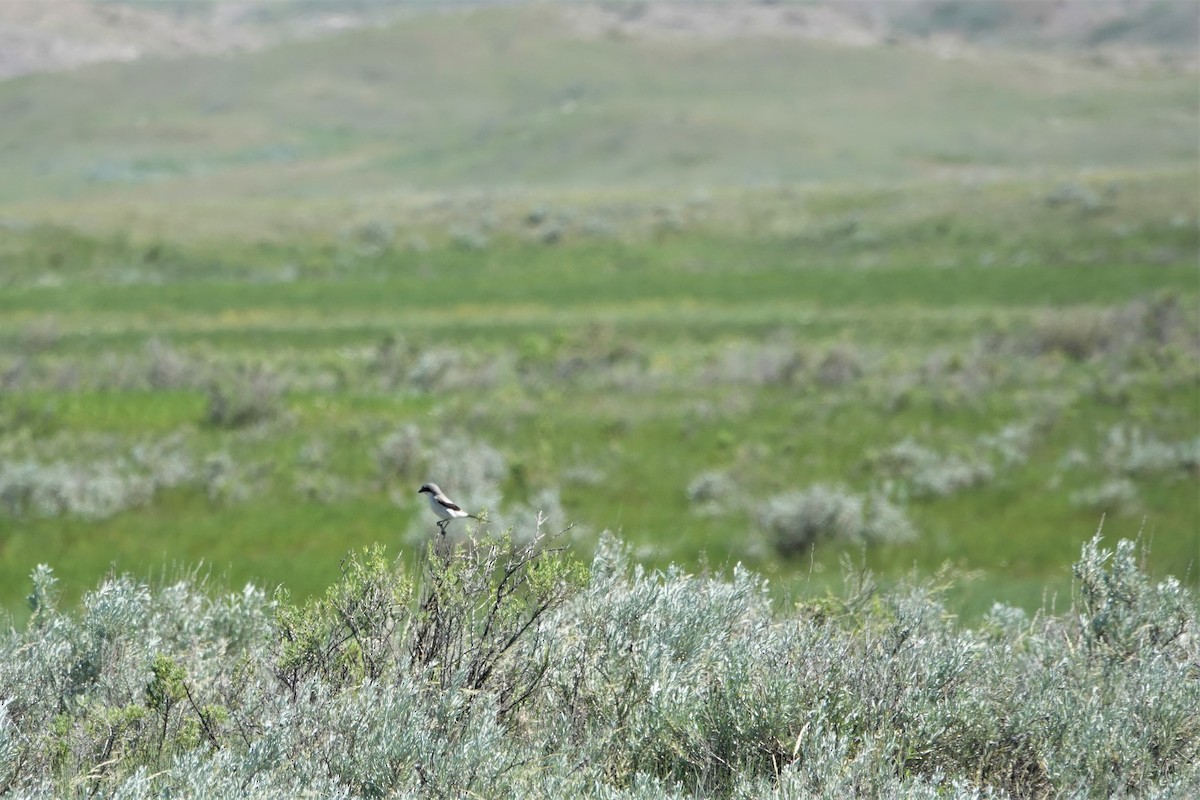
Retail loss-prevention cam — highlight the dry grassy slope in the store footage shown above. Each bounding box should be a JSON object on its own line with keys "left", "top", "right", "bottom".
{"left": 570, "top": 0, "right": 1198, "bottom": 51}
{"left": 1, "top": 0, "right": 1195, "bottom": 80}
{"left": 0, "top": 3, "right": 1195, "bottom": 208}
{"left": 0, "top": 0, "right": 401, "bottom": 80}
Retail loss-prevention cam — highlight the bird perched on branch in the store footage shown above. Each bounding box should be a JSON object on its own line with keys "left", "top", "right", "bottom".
{"left": 417, "top": 482, "right": 480, "bottom": 534}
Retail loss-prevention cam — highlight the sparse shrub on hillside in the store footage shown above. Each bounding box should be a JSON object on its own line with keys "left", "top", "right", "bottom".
{"left": 579, "top": 213, "right": 618, "bottom": 240}
{"left": 815, "top": 343, "right": 863, "bottom": 387}
{"left": 1070, "top": 478, "right": 1140, "bottom": 515}
{"left": 860, "top": 491, "right": 919, "bottom": 544}
{"left": 874, "top": 438, "right": 995, "bottom": 499}
{"left": 1100, "top": 425, "right": 1199, "bottom": 477}
{"left": 686, "top": 469, "right": 738, "bottom": 516}
{"left": 0, "top": 460, "right": 150, "bottom": 519}
{"left": 202, "top": 452, "right": 259, "bottom": 505}
{"left": 702, "top": 340, "right": 805, "bottom": 387}
{"left": 17, "top": 316, "right": 61, "bottom": 354}
{"left": 1117, "top": 293, "right": 1194, "bottom": 353}
{"left": 347, "top": 219, "right": 395, "bottom": 258}
{"left": 375, "top": 423, "right": 424, "bottom": 479}
{"left": 539, "top": 326, "right": 645, "bottom": 388}
{"left": 3, "top": 347, "right": 285, "bottom": 396}
{"left": 759, "top": 484, "right": 916, "bottom": 556}
{"left": 1021, "top": 294, "right": 1197, "bottom": 366}
{"left": 0, "top": 434, "right": 291, "bottom": 520}
{"left": 1029, "top": 308, "right": 1115, "bottom": 361}
{"left": 144, "top": 338, "right": 196, "bottom": 390}
{"left": 975, "top": 420, "right": 1036, "bottom": 468}
{"left": 366, "top": 333, "right": 413, "bottom": 390}
{"left": 204, "top": 367, "right": 283, "bottom": 429}
{"left": 911, "top": 346, "right": 997, "bottom": 403}
{"left": 448, "top": 226, "right": 489, "bottom": 251}
{"left": 759, "top": 484, "right": 863, "bottom": 554}
{"left": 408, "top": 347, "right": 462, "bottom": 391}
{"left": 406, "top": 347, "right": 512, "bottom": 392}
{"left": 1045, "top": 182, "right": 1108, "bottom": 213}
{"left": 0, "top": 436, "right": 196, "bottom": 520}
{"left": 1057, "top": 425, "right": 1197, "bottom": 513}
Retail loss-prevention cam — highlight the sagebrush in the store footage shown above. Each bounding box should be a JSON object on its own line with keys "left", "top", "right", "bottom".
{"left": 1, "top": 532, "right": 1196, "bottom": 798}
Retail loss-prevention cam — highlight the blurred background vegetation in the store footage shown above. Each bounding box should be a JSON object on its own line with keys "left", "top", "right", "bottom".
{"left": 0, "top": 0, "right": 1196, "bottom": 619}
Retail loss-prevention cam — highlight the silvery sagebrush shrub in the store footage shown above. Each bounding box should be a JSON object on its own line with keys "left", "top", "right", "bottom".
{"left": 1069, "top": 477, "right": 1140, "bottom": 515}
{"left": 859, "top": 491, "right": 918, "bottom": 544}
{"left": 376, "top": 423, "right": 425, "bottom": 480}
{"left": 142, "top": 337, "right": 211, "bottom": 391}
{"left": 1, "top": 534, "right": 1196, "bottom": 799}
{"left": 702, "top": 340, "right": 804, "bottom": 387}
{"left": 410, "top": 519, "right": 585, "bottom": 714}
{"left": 1023, "top": 294, "right": 1193, "bottom": 365}
{"left": 758, "top": 484, "right": 916, "bottom": 555}
{"left": 0, "top": 700, "right": 19, "bottom": 794}
{"left": 0, "top": 566, "right": 274, "bottom": 797}
{"left": 0, "top": 459, "right": 151, "bottom": 519}
{"left": 530, "top": 537, "right": 785, "bottom": 793}
{"left": 815, "top": 343, "right": 864, "bottom": 387}
{"left": 405, "top": 347, "right": 480, "bottom": 392}
{"left": 974, "top": 421, "right": 1036, "bottom": 468}
{"left": 407, "top": 345, "right": 512, "bottom": 392}
{"left": 0, "top": 436, "right": 286, "bottom": 521}
{"left": 758, "top": 484, "right": 864, "bottom": 554}
{"left": 1100, "top": 425, "right": 1199, "bottom": 477}
{"left": 875, "top": 437, "right": 995, "bottom": 499}
{"left": 686, "top": 469, "right": 738, "bottom": 516}
{"left": 1027, "top": 307, "right": 1114, "bottom": 361}
{"left": 0, "top": 433, "right": 196, "bottom": 520}
{"left": 204, "top": 366, "right": 283, "bottom": 429}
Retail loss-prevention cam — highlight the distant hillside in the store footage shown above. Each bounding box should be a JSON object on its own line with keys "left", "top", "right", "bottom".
{"left": 1, "top": 1, "right": 1195, "bottom": 80}
{"left": 0, "top": 2, "right": 1194, "bottom": 205}
{"left": 877, "top": 0, "right": 1200, "bottom": 51}
{"left": 0, "top": 0, "right": 438, "bottom": 80}
{"left": 573, "top": 0, "right": 1200, "bottom": 53}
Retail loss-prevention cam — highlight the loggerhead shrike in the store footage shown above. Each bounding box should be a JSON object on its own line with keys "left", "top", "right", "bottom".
{"left": 417, "top": 482, "right": 480, "bottom": 534}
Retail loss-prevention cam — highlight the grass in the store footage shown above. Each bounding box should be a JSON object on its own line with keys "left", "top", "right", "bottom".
{"left": 0, "top": 4, "right": 1197, "bottom": 623}
{"left": 1, "top": 171, "right": 1196, "bottom": 621}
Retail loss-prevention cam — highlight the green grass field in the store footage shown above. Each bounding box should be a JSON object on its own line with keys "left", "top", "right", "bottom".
{"left": 0, "top": 4, "right": 1197, "bottom": 622}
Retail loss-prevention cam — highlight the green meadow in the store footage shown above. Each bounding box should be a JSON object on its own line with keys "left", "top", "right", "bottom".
{"left": 0, "top": 4, "right": 1197, "bottom": 620}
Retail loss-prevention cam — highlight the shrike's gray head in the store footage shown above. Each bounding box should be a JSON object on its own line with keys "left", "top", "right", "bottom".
{"left": 418, "top": 482, "right": 441, "bottom": 496}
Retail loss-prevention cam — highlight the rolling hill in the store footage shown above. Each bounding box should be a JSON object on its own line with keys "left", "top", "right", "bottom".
{"left": 0, "top": 2, "right": 1195, "bottom": 211}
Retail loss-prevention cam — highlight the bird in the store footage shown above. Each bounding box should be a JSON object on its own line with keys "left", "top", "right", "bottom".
{"left": 417, "top": 482, "right": 479, "bottom": 534}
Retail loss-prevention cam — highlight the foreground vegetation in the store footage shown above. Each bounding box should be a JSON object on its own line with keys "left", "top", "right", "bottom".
{"left": 1, "top": 533, "right": 1196, "bottom": 798}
